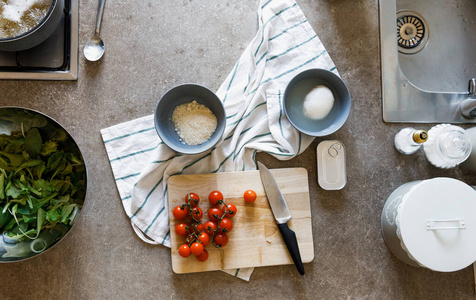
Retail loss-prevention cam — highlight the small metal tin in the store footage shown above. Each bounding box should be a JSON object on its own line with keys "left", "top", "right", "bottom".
{"left": 317, "top": 140, "right": 346, "bottom": 190}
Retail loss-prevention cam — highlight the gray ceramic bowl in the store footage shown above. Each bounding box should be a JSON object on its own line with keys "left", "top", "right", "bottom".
{"left": 154, "top": 84, "right": 226, "bottom": 154}
{"left": 283, "top": 68, "right": 351, "bottom": 137}
{"left": 0, "top": 107, "right": 87, "bottom": 263}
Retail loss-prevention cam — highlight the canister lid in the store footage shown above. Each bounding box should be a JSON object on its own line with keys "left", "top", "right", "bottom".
{"left": 399, "top": 177, "right": 476, "bottom": 272}
{"left": 317, "top": 140, "right": 346, "bottom": 190}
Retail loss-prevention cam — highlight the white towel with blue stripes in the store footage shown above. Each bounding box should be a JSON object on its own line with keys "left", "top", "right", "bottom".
{"left": 101, "top": 0, "right": 337, "bottom": 281}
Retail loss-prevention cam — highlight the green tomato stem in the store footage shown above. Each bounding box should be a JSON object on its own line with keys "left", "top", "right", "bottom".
{"left": 210, "top": 201, "right": 233, "bottom": 248}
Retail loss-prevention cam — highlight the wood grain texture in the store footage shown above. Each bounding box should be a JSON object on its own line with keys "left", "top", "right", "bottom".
{"left": 168, "top": 168, "right": 314, "bottom": 274}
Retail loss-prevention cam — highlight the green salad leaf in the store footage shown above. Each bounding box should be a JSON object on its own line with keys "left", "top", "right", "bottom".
{"left": 24, "top": 128, "right": 42, "bottom": 159}
{"left": 0, "top": 126, "right": 86, "bottom": 241}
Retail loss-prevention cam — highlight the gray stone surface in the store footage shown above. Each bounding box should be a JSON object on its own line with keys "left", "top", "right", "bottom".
{"left": 1, "top": 0, "right": 476, "bottom": 299}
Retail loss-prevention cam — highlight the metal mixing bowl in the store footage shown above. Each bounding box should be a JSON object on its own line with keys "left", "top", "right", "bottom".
{"left": 0, "top": 107, "right": 87, "bottom": 262}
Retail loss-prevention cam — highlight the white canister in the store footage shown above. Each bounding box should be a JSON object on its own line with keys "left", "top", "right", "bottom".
{"left": 381, "top": 177, "right": 476, "bottom": 272}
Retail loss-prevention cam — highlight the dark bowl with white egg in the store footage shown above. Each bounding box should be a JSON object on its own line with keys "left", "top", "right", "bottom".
{"left": 283, "top": 68, "right": 351, "bottom": 137}
{"left": 154, "top": 84, "right": 226, "bottom": 155}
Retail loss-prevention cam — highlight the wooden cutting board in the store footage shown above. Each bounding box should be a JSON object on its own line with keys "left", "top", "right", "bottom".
{"left": 167, "top": 167, "right": 314, "bottom": 274}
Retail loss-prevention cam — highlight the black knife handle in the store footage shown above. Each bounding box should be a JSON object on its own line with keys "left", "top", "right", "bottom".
{"left": 278, "top": 223, "right": 305, "bottom": 275}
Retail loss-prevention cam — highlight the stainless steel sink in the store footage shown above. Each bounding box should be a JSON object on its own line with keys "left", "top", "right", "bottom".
{"left": 379, "top": 0, "right": 476, "bottom": 123}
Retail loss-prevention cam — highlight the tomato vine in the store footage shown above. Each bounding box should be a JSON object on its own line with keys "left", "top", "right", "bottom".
{"left": 172, "top": 191, "right": 238, "bottom": 262}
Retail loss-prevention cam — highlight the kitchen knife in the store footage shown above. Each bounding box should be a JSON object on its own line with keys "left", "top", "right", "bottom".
{"left": 257, "top": 162, "right": 305, "bottom": 275}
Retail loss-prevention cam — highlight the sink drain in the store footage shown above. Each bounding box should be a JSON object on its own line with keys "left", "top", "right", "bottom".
{"left": 398, "top": 16, "right": 424, "bottom": 47}
{"left": 396, "top": 10, "right": 429, "bottom": 54}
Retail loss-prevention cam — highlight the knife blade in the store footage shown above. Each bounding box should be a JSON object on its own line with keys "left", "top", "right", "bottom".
{"left": 257, "top": 162, "right": 305, "bottom": 275}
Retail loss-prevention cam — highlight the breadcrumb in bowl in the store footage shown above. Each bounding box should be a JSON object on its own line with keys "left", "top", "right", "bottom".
{"left": 171, "top": 100, "right": 217, "bottom": 146}
{"left": 154, "top": 84, "right": 226, "bottom": 155}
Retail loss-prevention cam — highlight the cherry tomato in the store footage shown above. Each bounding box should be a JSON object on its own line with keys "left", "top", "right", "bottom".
{"left": 222, "top": 203, "right": 237, "bottom": 218}
{"left": 196, "top": 249, "right": 209, "bottom": 262}
{"left": 190, "top": 207, "right": 203, "bottom": 221}
{"left": 190, "top": 242, "right": 204, "bottom": 256}
{"left": 208, "top": 207, "right": 223, "bottom": 221}
{"left": 208, "top": 190, "right": 224, "bottom": 206}
{"left": 185, "top": 233, "right": 197, "bottom": 244}
{"left": 198, "top": 232, "right": 210, "bottom": 246}
{"left": 218, "top": 217, "right": 233, "bottom": 233}
{"left": 185, "top": 192, "right": 200, "bottom": 207}
{"left": 178, "top": 244, "right": 191, "bottom": 258}
{"left": 175, "top": 223, "right": 188, "bottom": 236}
{"left": 188, "top": 222, "right": 204, "bottom": 234}
{"left": 214, "top": 232, "right": 228, "bottom": 247}
{"left": 172, "top": 205, "right": 188, "bottom": 220}
{"left": 244, "top": 190, "right": 257, "bottom": 203}
{"left": 204, "top": 221, "right": 218, "bottom": 235}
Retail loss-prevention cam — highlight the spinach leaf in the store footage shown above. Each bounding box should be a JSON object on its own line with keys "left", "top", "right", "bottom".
{"left": 40, "top": 140, "right": 57, "bottom": 156}
{"left": 0, "top": 151, "right": 24, "bottom": 167}
{"left": 0, "top": 173, "right": 4, "bottom": 199}
{"left": 0, "top": 126, "right": 85, "bottom": 241}
{"left": 3, "top": 218, "right": 15, "bottom": 231}
{"left": 24, "top": 128, "right": 42, "bottom": 159}
{"left": 5, "top": 181, "right": 20, "bottom": 198}
{"left": 0, "top": 206, "right": 12, "bottom": 229}
{"left": 36, "top": 208, "right": 45, "bottom": 236}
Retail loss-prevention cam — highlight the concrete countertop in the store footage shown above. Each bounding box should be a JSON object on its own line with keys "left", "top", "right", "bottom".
{"left": 1, "top": 0, "right": 476, "bottom": 299}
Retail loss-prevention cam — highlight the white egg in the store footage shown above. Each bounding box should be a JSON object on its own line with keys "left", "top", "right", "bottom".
{"left": 302, "top": 85, "right": 335, "bottom": 120}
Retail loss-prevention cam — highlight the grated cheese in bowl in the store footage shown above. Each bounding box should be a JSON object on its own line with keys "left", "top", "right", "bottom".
{"left": 154, "top": 83, "right": 225, "bottom": 154}
{"left": 171, "top": 100, "right": 217, "bottom": 146}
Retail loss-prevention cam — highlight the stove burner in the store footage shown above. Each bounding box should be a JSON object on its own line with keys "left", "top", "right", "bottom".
{"left": 0, "top": 0, "right": 78, "bottom": 80}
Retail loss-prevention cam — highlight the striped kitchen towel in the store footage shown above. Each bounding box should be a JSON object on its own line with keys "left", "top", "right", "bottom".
{"left": 101, "top": 0, "right": 337, "bottom": 281}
